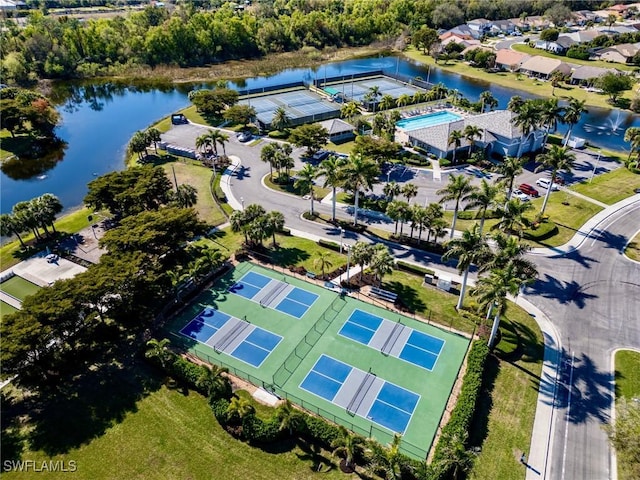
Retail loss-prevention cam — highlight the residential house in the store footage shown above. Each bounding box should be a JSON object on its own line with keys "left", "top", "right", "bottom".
{"left": 317, "top": 118, "right": 355, "bottom": 143}
{"left": 572, "top": 10, "right": 602, "bottom": 26}
{"left": 494, "top": 49, "right": 530, "bottom": 72}
{"left": 490, "top": 19, "right": 516, "bottom": 35}
{"left": 0, "top": 0, "right": 25, "bottom": 10}
{"left": 519, "top": 56, "right": 572, "bottom": 79}
{"left": 534, "top": 35, "right": 576, "bottom": 54}
{"left": 396, "top": 110, "right": 545, "bottom": 160}
{"left": 596, "top": 25, "right": 639, "bottom": 35}
{"left": 525, "top": 16, "right": 551, "bottom": 31}
{"left": 595, "top": 42, "right": 640, "bottom": 63}
{"left": 441, "top": 25, "right": 476, "bottom": 40}
{"left": 467, "top": 18, "right": 492, "bottom": 38}
{"left": 570, "top": 65, "right": 620, "bottom": 85}
{"left": 563, "top": 30, "right": 601, "bottom": 44}
{"left": 440, "top": 35, "right": 480, "bottom": 50}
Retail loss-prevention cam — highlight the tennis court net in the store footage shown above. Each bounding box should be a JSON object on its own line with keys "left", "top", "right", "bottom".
{"left": 260, "top": 281, "right": 289, "bottom": 307}
{"left": 214, "top": 320, "right": 250, "bottom": 353}
{"left": 346, "top": 371, "right": 377, "bottom": 415}
{"left": 381, "top": 322, "right": 404, "bottom": 356}
{"left": 288, "top": 97, "right": 321, "bottom": 108}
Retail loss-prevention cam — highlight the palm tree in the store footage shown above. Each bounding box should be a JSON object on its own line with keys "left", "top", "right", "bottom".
{"left": 230, "top": 210, "right": 249, "bottom": 244}
{"left": 145, "top": 338, "right": 172, "bottom": 368}
{"left": 317, "top": 156, "right": 344, "bottom": 222}
{"left": 386, "top": 200, "right": 408, "bottom": 235}
{"left": 226, "top": 396, "right": 255, "bottom": 422}
{"left": 397, "top": 93, "right": 411, "bottom": 108}
{"left": 367, "top": 85, "right": 381, "bottom": 112}
{"left": 276, "top": 399, "right": 303, "bottom": 436}
{"left": 483, "top": 232, "right": 538, "bottom": 281}
{"left": 331, "top": 426, "right": 364, "bottom": 470}
{"left": 507, "top": 95, "right": 524, "bottom": 113}
{"left": 350, "top": 241, "right": 373, "bottom": 282}
{"left": 265, "top": 210, "right": 285, "bottom": 247}
{"left": 196, "top": 364, "right": 230, "bottom": 399}
{"left": 437, "top": 174, "right": 474, "bottom": 239}
{"left": 442, "top": 224, "right": 490, "bottom": 310}
{"left": 540, "top": 98, "right": 564, "bottom": 146}
{"left": 463, "top": 125, "right": 482, "bottom": 157}
{"left": 379, "top": 94, "right": 396, "bottom": 111}
{"left": 535, "top": 145, "right": 576, "bottom": 215}
{"left": 496, "top": 156, "right": 524, "bottom": 201}
{"left": 383, "top": 180, "right": 401, "bottom": 201}
{"left": 369, "top": 244, "right": 395, "bottom": 286}
{"left": 493, "top": 198, "right": 533, "bottom": 237}
{"left": 294, "top": 163, "right": 318, "bottom": 216}
{"left": 207, "top": 129, "right": 227, "bottom": 157}
{"left": 433, "top": 431, "right": 475, "bottom": 480}
{"left": 479, "top": 91, "right": 498, "bottom": 112}
{"left": 260, "top": 143, "right": 279, "bottom": 179}
{"left": 367, "top": 434, "right": 405, "bottom": 480}
{"left": 624, "top": 127, "right": 640, "bottom": 167}
{"left": 464, "top": 179, "right": 499, "bottom": 233}
{"left": 448, "top": 88, "right": 463, "bottom": 106}
{"left": 216, "top": 131, "right": 229, "bottom": 157}
{"left": 145, "top": 127, "right": 162, "bottom": 154}
{"left": 314, "top": 251, "right": 333, "bottom": 277}
{"left": 411, "top": 205, "right": 429, "bottom": 241}
{"left": 513, "top": 100, "right": 542, "bottom": 158}
{"left": 412, "top": 91, "right": 427, "bottom": 104}
{"left": 472, "top": 264, "right": 525, "bottom": 347}
{"left": 428, "top": 82, "right": 448, "bottom": 101}
{"left": 196, "top": 133, "right": 213, "bottom": 155}
{"left": 37, "top": 193, "right": 63, "bottom": 233}
{"left": 340, "top": 101, "right": 360, "bottom": 123}
{"left": 271, "top": 106, "right": 290, "bottom": 132}
{"left": 562, "top": 98, "right": 588, "bottom": 147}
{"left": 447, "top": 129, "right": 464, "bottom": 164}
{"left": 402, "top": 183, "right": 418, "bottom": 204}
{"left": 339, "top": 154, "right": 380, "bottom": 226}
{"left": 0, "top": 213, "right": 26, "bottom": 248}
{"left": 173, "top": 184, "right": 198, "bottom": 208}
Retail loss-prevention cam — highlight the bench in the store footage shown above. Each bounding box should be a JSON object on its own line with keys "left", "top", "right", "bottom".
{"left": 370, "top": 286, "right": 398, "bottom": 303}
{"left": 306, "top": 271, "right": 316, "bottom": 279}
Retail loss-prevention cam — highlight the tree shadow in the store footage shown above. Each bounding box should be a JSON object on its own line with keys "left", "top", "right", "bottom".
{"left": 233, "top": 165, "right": 251, "bottom": 180}
{"left": 381, "top": 280, "right": 426, "bottom": 313}
{"left": 529, "top": 274, "right": 598, "bottom": 309}
{"left": 562, "top": 248, "right": 599, "bottom": 269}
{"left": 295, "top": 438, "right": 336, "bottom": 473}
{"left": 468, "top": 354, "right": 500, "bottom": 448}
{"left": 25, "top": 358, "right": 162, "bottom": 456}
{"left": 585, "top": 227, "right": 629, "bottom": 250}
{"left": 270, "top": 247, "right": 310, "bottom": 267}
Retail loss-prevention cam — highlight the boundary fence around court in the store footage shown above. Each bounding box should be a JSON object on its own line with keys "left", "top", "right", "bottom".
{"left": 271, "top": 293, "right": 346, "bottom": 388}
{"left": 188, "top": 343, "right": 428, "bottom": 459}
{"left": 236, "top": 80, "right": 307, "bottom": 97}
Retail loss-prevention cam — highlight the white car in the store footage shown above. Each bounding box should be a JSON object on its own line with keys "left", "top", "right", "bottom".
{"left": 536, "top": 178, "right": 560, "bottom": 191}
{"left": 511, "top": 189, "right": 530, "bottom": 202}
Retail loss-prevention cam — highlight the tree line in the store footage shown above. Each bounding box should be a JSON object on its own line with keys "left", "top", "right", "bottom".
{"left": 1, "top": 0, "right": 597, "bottom": 82}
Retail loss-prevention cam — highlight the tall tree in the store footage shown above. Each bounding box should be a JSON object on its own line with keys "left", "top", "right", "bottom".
{"left": 386, "top": 200, "right": 409, "bottom": 236}
{"left": 339, "top": 154, "right": 380, "bottom": 226}
{"left": 294, "top": 163, "right": 318, "bottom": 216}
{"left": 145, "top": 127, "right": 162, "bottom": 154}
{"left": 383, "top": 180, "right": 401, "bottom": 201}
{"left": 197, "top": 364, "right": 230, "bottom": 400}
{"left": 442, "top": 224, "right": 490, "bottom": 310}
{"left": 173, "top": 184, "right": 198, "bottom": 208}
{"left": 314, "top": 251, "right": 333, "bottom": 277}
{"left": 562, "top": 98, "right": 588, "bottom": 147}
{"left": 275, "top": 399, "right": 304, "bottom": 436}
{"left": 331, "top": 426, "right": 365, "bottom": 470}
{"left": 271, "top": 106, "right": 290, "bottom": 132}
{"left": 317, "top": 155, "right": 345, "bottom": 222}
{"left": 540, "top": 97, "right": 564, "bottom": 146}
{"left": 447, "top": 129, "right": 464, "bottom": 164}
{"left": 479, "top": 91, "right": 498, "bottom": 112}
{"left": 623, "top": 127, "right": 640, "bottom": 167}
{"left": 513, "top": 100, "right": 542, "bottom": 157}
{"left": 493, "top": 198, "right": 533, "bottom": 238}
{"left": 496, "top": 156, "right": 524, "bottom": 202}
{"left": 437, "top": 174, "right": 473, "bottom": 239}
{"left": 226, "top": 396, "right": 255, "bottom": 422}
{"left": 265, "top": 210, "right": 285, "bottom": 247}
{"left": 0, "top": 213, "right": 26, "bottom": 248}
{"left": 483, "top": 232, "right": 538, "bottom": 282}
{"left": 340, "top": 102, "right": 360, "bottom": 123}
{"left": 369, "top": 244, "right": 394, "bottom": 286}
{"left": 535, "top": 145, "right": 576, "bottom": 215}
{"left": 464, "top": 179, "right": 499, "bottom": 233}
{"left": 145, "top": 338, "right": 173, "bottom": 369}
{"left": 463, "top": 125, "right": 482, "bottom": 157}
{"left": 401, "top": 183, "right": 418, "bottom": 204}
{"left": 288, "top": 124, "right": 329, "bottom": 156}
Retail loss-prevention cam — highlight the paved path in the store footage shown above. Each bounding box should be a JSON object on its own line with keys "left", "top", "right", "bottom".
{"left": 0, "top": 291, "right": 21, "bottom": 309}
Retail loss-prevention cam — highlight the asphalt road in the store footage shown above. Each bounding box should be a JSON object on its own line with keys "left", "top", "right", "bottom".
{"left": 526, "top": 200, "right": 640, "bottom": 480}
{"left": 162, "top": 125, "right": 640, "bottom": 479}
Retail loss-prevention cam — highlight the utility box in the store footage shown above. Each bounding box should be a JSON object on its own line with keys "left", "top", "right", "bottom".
{"left": 424, "top": 273, "right": 433, "bottom": 285}
{"left": 436, "top": 275, "right": 452, "bottom": 292}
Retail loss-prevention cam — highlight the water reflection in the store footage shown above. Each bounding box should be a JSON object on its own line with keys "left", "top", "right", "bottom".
{"left": 1, "top": 141, "right": 67, "bottom": 180}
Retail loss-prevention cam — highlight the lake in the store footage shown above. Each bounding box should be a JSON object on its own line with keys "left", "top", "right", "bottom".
{"left": 1, "top": 55, "right": 638, "bottom": 214}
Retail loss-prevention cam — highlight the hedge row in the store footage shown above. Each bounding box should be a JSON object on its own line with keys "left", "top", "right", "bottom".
{"left": 431, "top": 340, "right": 489, "bottom": 479}
{"left": 456, "top": 209, "right": 500, "bottom": 221}
{"left": 318, "top": 238, "right": 342, "bottom": 252}
{"left": 396, "top": 260, "right": 435, "bottom": 277}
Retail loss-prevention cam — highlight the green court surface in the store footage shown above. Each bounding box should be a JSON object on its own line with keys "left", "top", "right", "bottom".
{"left": 0, "top": 275, "right": 41, "bottom": 302}
{"left": 167, "top": 262, "right": 469, "bottom": 459}
{"left": 1, "top": 300, "right": 18, "bottom": 317}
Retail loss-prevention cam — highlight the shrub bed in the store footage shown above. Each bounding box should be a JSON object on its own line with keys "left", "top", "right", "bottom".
{"left": 318, "top": 238, "right": 342, "bottom": 252}
{"left": 522, "top": 221, "right": 558, "bottom": 242}
{"left": 431, "top": 340, "right": 490, "bottom": 480}
{"left": 395, "top": 260, "right": 435, "bottom": 276}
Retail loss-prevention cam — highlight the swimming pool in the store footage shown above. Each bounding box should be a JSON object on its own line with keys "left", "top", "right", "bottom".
{"left": 396, "top": 111, "right": 462, "bottom": 131}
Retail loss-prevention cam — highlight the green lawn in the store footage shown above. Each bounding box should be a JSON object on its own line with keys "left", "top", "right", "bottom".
{"left": 327, "top": 140, "right": 355, "bottom": 154}
{"left": 625, "top": 233, "right": 640, "bottom": 262}
{"left": 264, "top": 173, "right": 330, "bottom": 201}
{"left": 1, "top": 300, "right": 19, "bottom": 318}
{"left": 615, "top": 350, "right": 640, "bottom": 400}
{"left": 0, "top": 276, "right": 41, "bottom": 302}
{"left": 2, "top": 381, "right": 345, "bottom": 480}
{"left": 402, "top": 47, "right": 637, "bottom": 111}
{"left": 571, "top": 167, "right": 640, "bottom": 205}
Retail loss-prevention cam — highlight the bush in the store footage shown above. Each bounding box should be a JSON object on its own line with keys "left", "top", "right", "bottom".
{"left": 457, "top": 209, "right": 500, "bottom": 220}
{"left": 166, "top": 356, "right": 209, "bottom": 393}
{"left": 242, "top": 414, "right": 282, "bottom": 443}
{"left": 211, "top": 397, "right": 231, "bottom": 423}
{"left": 431, "top": 340, "right": 489, "bottom": 480}
{"left": 318, "top": 238, "right": 342, "bottom": 252}
{"left": 268, "top": 130, "right": 289, "bottom": 140}
{"left": 439, "top": 158, "right": 452, "bottom": 167}
{"left": 522, "top": 221, "right": 558, "bottom": 241}
{"left": 298, "top": 415, "right": 341, "bottom": 447}
{"left": 395, "top": 260, "right": 435, "bottom": 276}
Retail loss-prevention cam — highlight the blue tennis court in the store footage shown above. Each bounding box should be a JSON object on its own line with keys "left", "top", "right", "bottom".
{"left": 339, "top": 309, "right": 445, "bottom": 371}
{"left": 229, "top": 271, "right": 319, "bottom": 319}
{"left": 179, "top": 308, "right": 282, "bottom": 367}
{"left": 300, "top": 355, "right": 420, "bottom": 434}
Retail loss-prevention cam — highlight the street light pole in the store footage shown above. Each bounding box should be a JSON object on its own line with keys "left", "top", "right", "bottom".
{"left": 346, "top": 245, "right": 351, "bottom": 284}
{"left": 590, "top": 150, "right": 601, "bottom": 183}
{"left": 339, "top": 227, "right": 344, "bottom": 254}
{"left": 241, "top": 196, "right": 245, "bottom": 210}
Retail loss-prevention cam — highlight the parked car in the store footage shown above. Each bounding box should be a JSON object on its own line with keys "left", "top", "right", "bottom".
{"left": 237, "top": 131, "right": 252, "bottom": 143}
{"left": 519, "top": 183, "right": 540, "bottom": 197}
{"left": 536, "top": 178, "right": 560, "bottom": 191}
{"left": 311, "top": 150, "right": 330, "bottom": 162}
{"left": 551, "top": 173, "right": 565, "bottom": 185}
{"left": 511, "top": 189, "right": 530, "bottom": 202}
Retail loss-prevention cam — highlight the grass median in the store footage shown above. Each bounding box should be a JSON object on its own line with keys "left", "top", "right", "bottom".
{"left": 624, "top": 233, "right": 640, "bottom": 262}
{"left": 571, "top": 167, "right": 640, "bottom": 205}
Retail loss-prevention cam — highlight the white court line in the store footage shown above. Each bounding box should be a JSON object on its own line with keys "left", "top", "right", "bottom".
{"left": 561, "top": 351, "right": 575, "bottom": 480}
